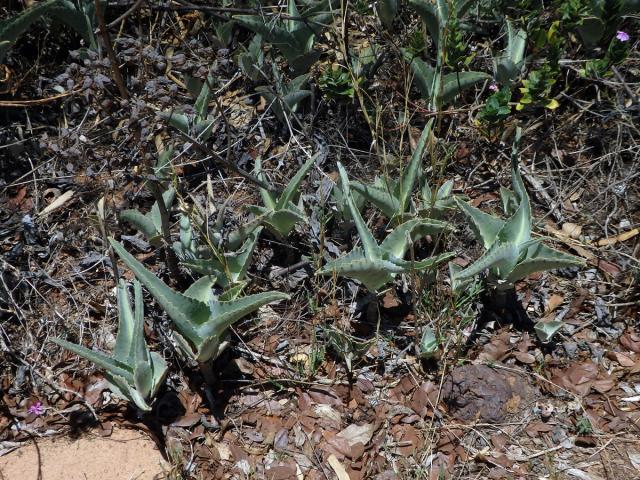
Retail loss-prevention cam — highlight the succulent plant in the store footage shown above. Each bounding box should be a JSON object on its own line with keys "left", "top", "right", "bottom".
{"left": 418, "top": 179, "right": 457, "bottom": 219}
{"left": 109, "top": 239, "right": 289, "bottom": 362}
{"left": 53, "top": 280, "right": 168, "bottom": 412}
{"left": 160, "top": 75, "right": 215, "bottom": 142}
{"left": 450, "top": 128, "right": 583, "bottom": 340}
{"left": 419, "top": 327, "right": 438, "bottom": 359}
{"left": 493, "top": 20, "right": 527, "bottom": 86}
{"left": 120, "top": 188, "right": 175, "bottom": 247}
{"left": 248, "top": 154, "right": 317, "bottom": 237}
{"left": 350, "top": 120, "right": 433, "bottom": 224}
{"left": 234, "top": 0, "right": 333, "bottom": 73}
{"left": 317, "top": 162, "right": 454, "bottom": 292}
{"left": 174, "top": 212, "right": 263, "bottom": 289}
{"left": 255, "top": 72, "right": 312, "bottom": 123}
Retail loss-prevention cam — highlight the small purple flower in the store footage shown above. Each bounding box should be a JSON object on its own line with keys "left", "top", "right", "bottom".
{"left": 489, "top": 83, "right": 499, "bottom": 92}
{"left": 616, "top": 31, "right": 630, "bottom": 42}
{"left": 28, "top": 401, "right": 44, "bottom": 416}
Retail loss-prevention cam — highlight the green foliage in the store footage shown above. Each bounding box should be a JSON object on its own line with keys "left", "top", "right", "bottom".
{"left": 419, "top": 327, "right": 439, "bottom": 359}
{"left": 450, "top": 128, "right": 583, "bottom": 340}
{"left": 582, "top": 33, "right": 630, "bottom": 76}
{"left": 323, "top": 327, "right": 373, "bottom": 372}
{"left": 350, "top": 120, "right": 434, "bottom": 223}
{"left": 478, "top": 87, "right": 512, "bottom": 124}
{"left": 53, "top": 280, "right": 167, "bottom": 411}
{"left": 0, "top": 0, "right": 97, "bottom": 62}
{"left": 238, "top": 34, "right": 265, "bottom": 81}
{"left": 575, "top": 415, "right": 594, "bottom": 434}
{"left": 255, "top": 70, "right": 311, "bottom": 123}
{"left": 409, "top": 0, "right": 476, "bottom": 48}
{"left": 409, "top": 57, "right": 491, "bottom": 109}
{"left": 248, "top": 154, "right": 317, "bottom": 237}
{"left": 516, "top": 65, "right": 559, "bottom": 110}
{"left": 317, "top": 162, "right": 454, "bottom": 292}
{"left": 174, "top": 212, "right": 263, "bottom": 289}
{"left": 109, "top": 239, "right": 289, "bottom": 362}
{"left": 160, "top": 76, "right": 215, "bottom": 142}
{"left": 234, "top": 0, "right": 333, "bottom": 73}
{"left": 120, "top": 187, "right": 176, "bottom": 247}
{"left": 419, "top": 179, "right": 457, "bottom": 219}
{"left": 318, "top": 66, "right": 356, "bottom": 100}
{"left": 494, "top": 20, "right": 527, "bottom": 86}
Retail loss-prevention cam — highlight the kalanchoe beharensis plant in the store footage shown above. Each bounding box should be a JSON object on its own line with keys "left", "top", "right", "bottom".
{"left": 317, "top": 162, "right": 455, "bottom": 292}
{"left": 350, "top": 120, "right": 434, "bottom": 224}
{"left": 160, "top": 75, "right": 216, "bottom": 142}
{"left": 493, "top": 20, "right": 527, "bottom": 86}
{"left": 418, "top": 178, "right": 457, "bottom": 219}
{"left": 120, "top": 187, "right": 175, "bottom": 247}
{"left": 234, "top": 0, "right": 333, "bottom": 74}
{"left": 406, "top": 0, "right": 490, "bottom": 109}
{"left": 248, "top": 154, "right": 317, "bottom": 237}
{"left": 450, "top": 128, "right": 583, "bottom": 341}
{"left": 109, "top": 239, "right": 289, "bottom": 363}
{"left": 53, "top": 280, "right": 168, "bottom": 412}
{"left": 173, "top": 211, "right": 263, "bottom": 290}
{"left": 256, "top": 70, "right": 312, "bottom": 124}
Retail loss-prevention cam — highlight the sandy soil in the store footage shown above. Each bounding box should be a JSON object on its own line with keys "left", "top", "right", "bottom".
{"left": 0, "top": 428, "right": 168, "bottom": 480}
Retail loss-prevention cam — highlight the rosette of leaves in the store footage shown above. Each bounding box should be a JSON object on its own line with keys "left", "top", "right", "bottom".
{"left": 173, "top": 212, "right": 263, "bottom": 290}
{"left": 350, "top": 120, "right": 434, "bottom": 224}
{"left": 120, "top": 187, "right": 175, "bottom": 247}
{"left": 318, "top": 66, "right": 356, "bottom": 100}
{"left": 255, "top": 71, "right": 311, "bottom": 123}
{"left": 493, "top": 20, "right": 527, "bottom": 86}
{"left": 317, "top": 162, "right": 455, "bottom": 292}
{"left": 234, "top": 0, "right": 333, "bottom": 73}
{"left": 53, "top": 280, "right": 168, "bottom": 412}
{"left": 159, "top": 75, "right": 215, "bottom": 142}
{"left": 450, "top": 128, "right": 583, "bottom": 341}
{"left": 418, "top": 178, "right": 456, "bottom": 219}
{"left": 248, "top": 154, "right": 317, "bottom": 237}
{"left": 110, "top": 239, "right": 289, "bottom": 362}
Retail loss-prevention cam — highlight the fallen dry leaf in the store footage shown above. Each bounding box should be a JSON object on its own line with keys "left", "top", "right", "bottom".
{"left": 562, "top": 222, "right": 582, "bottom": 239}
{"left": 597, "top": 228, "right": 639, "bottom": 246}
{"left": 336, "top": 423, "right": 374, "bottom": 448}
{"left": 328, "top": 454, "right": 350, "bottom": 480}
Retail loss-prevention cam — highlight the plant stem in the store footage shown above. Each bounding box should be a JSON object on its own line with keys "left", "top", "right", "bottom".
{"left": 94, "top": 0, "right": 129, "bottom": 100}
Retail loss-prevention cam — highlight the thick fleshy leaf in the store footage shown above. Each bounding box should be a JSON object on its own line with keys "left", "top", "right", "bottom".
{"left": 534, "top": 320, "right": 564, "bottom": 343}
{"left": 150, "top": 188, "right": 176, "bottom": 234}
{"left": 53, "top": 338, "right": 133, "bottom": 382}
{"left": 350, "top": 181, "right": 398, "bottom": 218}
{"left": 496, "top": 196, "right": 531, "bottom": 250}
{"left": 277, "top": 154, "right": 317, "bottom": 209}
{"left": 114, "top": 280, "right": 134, "bottom": 361}
{"left": 420, "top": 327, "right": 438, "bottom": 359}
{"left": 109, "top": 239, "right": 208, "bottom": 344}
{"left": 379, "top": 218, "right": 449, "bottom": 258}
{"left": 440, "top": 71, "right": 492, "bottom": 104}
{"left": 390, "top": 251, "right": 455, "bottom": 271}
{"left": 453, "top": 242, "right": 520, "bottom": 281}
{"left": 338, "top": 163, "right": 379, "bottom": 259}
{"left": 410, "top": 58, "right": 436, "bottom": 99}
{"left": 202, "top": 291, "right": 290, "bottom": 340}
{"left": 395, "top": 120, "right": 433, "bottom": 213}
{"left": 506, "top": 244, "right": 583, "bottom": 283}
{"left": 408, "top": 0, "right": 440, "bottom": 46}
{"left": 453, "top": 197, "right": 504, "bottom": 249}
{"left": 120, "top": 210, "right": 159, "bottom": 243}
{"left": 183, "top": 275, "right": 217, "bottom": 303}
{"left": 317, "top": 249, "right": 403, "bottom": 291}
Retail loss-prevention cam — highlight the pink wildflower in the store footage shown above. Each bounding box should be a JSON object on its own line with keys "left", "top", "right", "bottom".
{"left": 28, "top": 401, "right": 44, "bottom": 416}
{"left": 489, "top": 83, "right": 499, "bottom": 92}
{"left": 616, "top": 31, "right": 630, "bottom": 42}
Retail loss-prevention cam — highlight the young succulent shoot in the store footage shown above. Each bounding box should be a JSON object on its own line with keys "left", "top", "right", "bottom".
{"left": 493, "top": 20, "right": 527, "bottom": 86}
{"left": 120, "top": 187, "right": 176, "bottom": 247}
{"left": 53, "top": 280, "right": 168, "bottom": 412}
{"left": 255, "top": 71, "right": 312, "bottom": 123}
{"left": 450, "top": 128, "right": 583, "bottom": 340}
{"left": 234, "top": 0, "right": 333, "bottom": 73}
{"left": 109, "top": 239, "right": 289, "bottom": 363}
{"left": 174, "top": 212, "right": 263, "bottom": 289}
{"left": 419, "top": 327, "right": 439, "bottom": 360}
{"left": 419, "top": 179, "right": 457, "bottom": 219}
{"left": 248, "top": 154, "right": 317, "bottom": 237}
{"left": 350, "top": 120, "right": 434, "bottom": 224}
{"left": 160, "top": 75, "right": 216, "bottom": 142}
{"left": 317, "top": 162, "right": 455, "bottom": 292}
{"left": 323, "top": 327, "right": 373, "bottom": 373}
